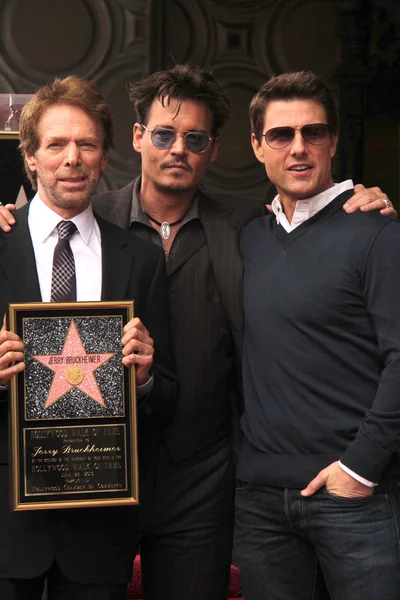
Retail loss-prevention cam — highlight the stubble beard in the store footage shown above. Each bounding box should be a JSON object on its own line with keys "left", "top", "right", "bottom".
{"left": 155, "top": 161, "right": 198, "bottom": 194}
{"left": 40, "top": 172, "right": 100, "bottom": 212}
{"left": 156, "top": 172, "right": 197, "bottom": 194}
{"left": 156, "top": 181, "right": 194, "bottom": 193}
{"left": 52, "top": 182, "right": 97, "bottom": 210}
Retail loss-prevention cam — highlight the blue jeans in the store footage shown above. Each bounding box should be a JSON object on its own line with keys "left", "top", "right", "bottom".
{"left": 234, "top": 479, "right": 400, "bottom": 600}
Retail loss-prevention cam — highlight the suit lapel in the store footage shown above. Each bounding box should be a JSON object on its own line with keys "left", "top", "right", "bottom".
{"left": 167, "top": 222, "right": 205, "bottom": 276}
{"left": 0, "top": 203, "right": 42, "bottom": 302}
{"left": 97, "top": 215, "right": 135, "bottom": 301}
{"left": 199, "top": 193, "right": 244, "bottom": 357}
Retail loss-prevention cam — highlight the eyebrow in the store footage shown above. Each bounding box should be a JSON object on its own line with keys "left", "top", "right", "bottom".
{"left": 45, "top": 136, "right": 99, "bottom": 144}
{"left": 152, "top": 125, "right": 209, "bottom": 134}
{"left": 45, "top": 136, "right": 67, "bottom": 143}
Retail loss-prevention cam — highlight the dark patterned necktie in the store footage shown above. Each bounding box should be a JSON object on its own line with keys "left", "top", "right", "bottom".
{"left": 50, "top": 220, "right": 77, "bottom": 302}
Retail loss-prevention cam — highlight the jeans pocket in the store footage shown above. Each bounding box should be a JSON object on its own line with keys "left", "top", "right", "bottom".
{"left": 323, "top": 486, "right": 376, "bottom": 503}
{"left": 235, "top": 478, "right": 251, "bottom": 492}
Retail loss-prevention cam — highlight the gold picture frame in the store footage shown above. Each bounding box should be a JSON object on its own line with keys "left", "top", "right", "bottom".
{"left": 8, "top": 301, "right": 138, "bottom": 511}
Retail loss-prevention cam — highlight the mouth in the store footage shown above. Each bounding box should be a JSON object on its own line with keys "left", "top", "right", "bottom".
{"left": 58, "top": 176, "right": 87, "bottom": 187}
{"left": 163, "top": 164, "right": 190, "bottom": 171}
{"left": 287, "top": 164, "right": 313, "bottom": 173}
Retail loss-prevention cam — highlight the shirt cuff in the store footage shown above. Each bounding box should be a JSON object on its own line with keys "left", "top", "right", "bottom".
{"left": 136, "top": 375, "right": 153, "bottom": 399}
{"left": 338, "top": 460, "right": 378, "bottom": 488}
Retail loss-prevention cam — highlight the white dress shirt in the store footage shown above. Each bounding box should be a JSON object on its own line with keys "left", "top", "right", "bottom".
{"left": 271, "top": 180, "right": 354, "bottom": 232}
{"left": 28, "top": 193, "right": 102, "bottom": 301}
{"left": 272, "top": 180, "right": 377, "bottom": 488}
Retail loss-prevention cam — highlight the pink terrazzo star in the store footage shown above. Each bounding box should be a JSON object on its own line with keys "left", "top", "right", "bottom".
{"left": 33, "top": 319, "right": 115, "bottom": 409}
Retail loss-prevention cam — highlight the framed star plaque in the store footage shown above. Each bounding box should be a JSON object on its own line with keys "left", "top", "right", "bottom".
{"left": 8, "top": 301, "right": 138, "bottom": 511}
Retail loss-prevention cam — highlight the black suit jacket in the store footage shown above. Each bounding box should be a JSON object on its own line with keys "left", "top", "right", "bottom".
{"left": 93, "top": 181, "right": 265, "bottom": 462}
{"left": 0, "top": 202, "right": 177, "bottom": 582}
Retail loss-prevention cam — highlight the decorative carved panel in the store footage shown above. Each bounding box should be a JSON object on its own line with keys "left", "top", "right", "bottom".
{"left": 150, "top": 0, "right": 341, "bottom": 201}
{"left": 0, "top": 0, "right": 148, "bottom": 193}
{"left": 0, "top": 0, "right": 398, "bottom": 201}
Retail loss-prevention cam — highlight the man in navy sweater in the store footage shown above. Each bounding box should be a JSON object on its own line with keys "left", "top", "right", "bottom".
{"left": 235, "top": 71, "right": 400, "bottom": 600}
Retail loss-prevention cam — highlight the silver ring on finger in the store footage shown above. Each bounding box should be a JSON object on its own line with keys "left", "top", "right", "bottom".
{"left": 382, "top": 198, "right": 391, "bottom": 209}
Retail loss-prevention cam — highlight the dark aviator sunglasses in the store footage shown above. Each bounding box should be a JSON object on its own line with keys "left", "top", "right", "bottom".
{"left": 263, "top": 123, "right": 333, "bottom": 149}
{"left": 140, "top": 124, "right": 214, "bottom": 154}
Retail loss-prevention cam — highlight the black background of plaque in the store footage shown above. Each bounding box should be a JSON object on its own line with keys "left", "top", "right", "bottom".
{"left": 12, "top": 305, "right": 135, "bottom": 507}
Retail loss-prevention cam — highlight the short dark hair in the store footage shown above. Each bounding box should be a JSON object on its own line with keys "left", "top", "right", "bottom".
{"left": 19, "top": 75, "right": 114, "bottom": 189}
{"left": 129, "top": 64, "right": 230, "bottom": 136}
{"left": 250, "top": 71, "right": 338, "bottom": 143}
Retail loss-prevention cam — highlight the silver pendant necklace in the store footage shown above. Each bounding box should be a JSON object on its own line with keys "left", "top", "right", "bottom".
{"left": 144, "top": 212, "right": 185, "bottom": 240}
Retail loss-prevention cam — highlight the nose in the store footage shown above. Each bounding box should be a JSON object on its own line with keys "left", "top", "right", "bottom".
{"left": 169, "top": 132, "right": 187, "bottom": 155}
{"left": 289, "top": 130, "right": 307, "bottom": 156}
{"left": 64, "top": 143, "right": 81, "bottom": 166}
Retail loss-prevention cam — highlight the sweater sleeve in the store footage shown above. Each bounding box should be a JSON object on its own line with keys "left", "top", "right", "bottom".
{"left": 341, "top": 219, "right": 400, "bottom": 482}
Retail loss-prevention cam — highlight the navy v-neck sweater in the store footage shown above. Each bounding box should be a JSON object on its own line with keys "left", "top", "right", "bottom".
{"left": 238, "top": 190, "right": 400, "bottom": 488}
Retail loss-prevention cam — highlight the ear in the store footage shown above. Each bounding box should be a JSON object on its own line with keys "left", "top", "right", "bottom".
{"left": 209, "top": 136, "right": 220, "bottom": 163}
{"left": 330, "top": 133, "right": 338, "bottom": 159}
{"left": 100, "top": 151, "right": 108, "bottom": 173}
{"left": 25, "top": 150, "right": 37, "bottom": 173}
{"left": 133, "top": 123, "right": 144, "bottom": 153}
{"left": 251, "top": 133, "right": 266, "bottom": 165}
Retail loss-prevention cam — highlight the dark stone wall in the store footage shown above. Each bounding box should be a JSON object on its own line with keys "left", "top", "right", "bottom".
{"left": 1, "top": 0, "right": 398, "bottom": 204}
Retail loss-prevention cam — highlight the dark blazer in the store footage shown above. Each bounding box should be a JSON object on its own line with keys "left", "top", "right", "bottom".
{"left": 0, "top": 202, "right": 177, "bottom": 582}
{"left": 93, "top": 181, "right": 265, "bottom": 461}
{"left": 94, "top": 181, "right": 265, "bottom": 362}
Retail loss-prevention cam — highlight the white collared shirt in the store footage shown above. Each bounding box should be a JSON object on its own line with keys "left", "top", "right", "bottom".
{"left": 271, "top": 180, "right": 377, "bottom": 488}
{"left": 28, "top": 193, "right": 102, "bottom": 301}
{"left": 271, "top": 180, "right": 354, "bottom": 232}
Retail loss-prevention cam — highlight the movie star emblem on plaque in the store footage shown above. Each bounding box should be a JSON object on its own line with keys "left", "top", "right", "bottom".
{"left": 33, "top": 319, "right": 115, "bottom": 409}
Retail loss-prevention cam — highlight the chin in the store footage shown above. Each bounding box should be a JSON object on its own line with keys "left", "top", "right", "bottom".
{"left": 290, "top": 185, "right": 318, "bottom": 200}
{"left": 158, "top": 181, "right": 194, "bottom": 193}
{"left": 52, "top": 193, "right": 91, "bottom": 210}
{"left": 57, "top": 182, "right": 98, "bottom": 204}
{"left": 61, "top": 192, "right": 90, "bottom": 203}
